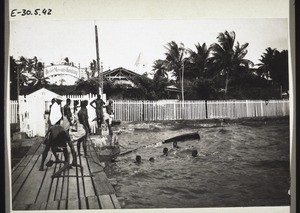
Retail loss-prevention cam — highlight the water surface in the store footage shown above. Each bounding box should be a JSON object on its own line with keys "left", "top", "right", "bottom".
{"left": 105, "top": 117, "right": 290, "bottom": 208}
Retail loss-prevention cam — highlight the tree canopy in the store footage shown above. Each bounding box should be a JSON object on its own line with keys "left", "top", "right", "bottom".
{"left": 11, "top": 31, "right": 289, "bottom": 100}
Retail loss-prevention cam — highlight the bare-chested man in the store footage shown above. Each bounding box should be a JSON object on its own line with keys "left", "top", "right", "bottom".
{"left": 90, "top": 94, "right": 105, "bottom": 128}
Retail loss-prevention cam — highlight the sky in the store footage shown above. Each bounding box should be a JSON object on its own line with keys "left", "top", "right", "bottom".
{"left": 10, "top": 18, "right": 288, "bottom": 72}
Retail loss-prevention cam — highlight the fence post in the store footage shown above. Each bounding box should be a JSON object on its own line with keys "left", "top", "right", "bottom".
{"left": 142, "top": 100, "right": 145, "bottom": 121}
{"left": 261, "top": 101, "right": 264, "bottom": 117}
{"left": 246, "top": 100, "right": 249, "bottom": 117}
{"left": 205, "top": 100, "right": 208, "bottom": 119}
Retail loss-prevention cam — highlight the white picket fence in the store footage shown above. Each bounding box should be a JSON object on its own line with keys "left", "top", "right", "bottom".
{"left": 10, "top": 100, "right": 18, "bottom": 123}
{"left": 206, "top": 100, "right": 289, "bottom": 119}
{"left": 112, "top": 100, "right": 207, "bottom": 121}
{"left": 10, "top": 97, "right": 289, "bottom": 137}
{"left": 112, "top": 99, "right": 289, "bottom": 121}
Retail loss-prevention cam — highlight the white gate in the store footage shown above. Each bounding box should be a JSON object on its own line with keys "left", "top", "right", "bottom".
{"left": 19, "top": 96, "right": 46, "bottom": 137}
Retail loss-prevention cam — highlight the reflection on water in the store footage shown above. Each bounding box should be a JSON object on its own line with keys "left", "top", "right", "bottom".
{"left": 105, "top": 118, "right": 290, "bottom": 208}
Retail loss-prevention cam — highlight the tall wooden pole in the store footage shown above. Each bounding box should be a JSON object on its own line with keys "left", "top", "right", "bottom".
{"left": 181, "top": 61, "right": 184, "bottom": 102}
{"left": 17, "top": 67, "right": 20, "bottom": 127}
{"left": 95, "top": 25, "right": 102, "bottom": 95}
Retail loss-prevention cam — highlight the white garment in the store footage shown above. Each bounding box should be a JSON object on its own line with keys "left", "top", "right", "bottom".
{"left": 49, "top": 102, "right": 62, "bottom": 125}
{"left": 103, "top": 108, "right": 114, "bottom": 125}
{"left": 69, "top": 114, "right": 86, "bottom": 141}
{"left": 69, "top": 123, "right": 86, "bottom": 141}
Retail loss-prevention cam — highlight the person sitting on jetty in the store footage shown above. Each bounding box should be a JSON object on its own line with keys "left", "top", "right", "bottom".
{"left": 77, "top": 100, "right": 91, "bottom": 157}
{"left": 39, "top": 124, "right": 77, "bottom": 171}
{"left": 90, "top": 94, "right": 105, "bottom": 130}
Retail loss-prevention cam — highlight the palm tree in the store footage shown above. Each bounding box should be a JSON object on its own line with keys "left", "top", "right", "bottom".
{"left": 261, "top": 49, "right": 289, "bottom": 96}
{"left": 28, "top": 60, "right": 50, "bottom": 87}
{"left": 85, "top": 60, "right": 97, "bottom": 79}
{"left": 15, "top": 56, "right": 35, "bottom": 98}
{"left": 187, "top": 42, "right": 209, "bottom": 79}
{"left": 152, "top": 59, "right": 168, "bottom": 80}
{"left": 257, "top": 47, "right": 277, "bottom": 82}
{"left": 272, "top": 50, "right": 288, "bottom": 93}
{"left": 207, "top": 31, "right": 253, "bottom": 95}
{"left": 164, "top": 41, "right": 186, "bottom": 82}
{"left": 12, "top": 56, "right": 35, "bottom": 128}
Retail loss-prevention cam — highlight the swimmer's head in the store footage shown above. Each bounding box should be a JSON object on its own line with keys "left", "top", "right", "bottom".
{"left": 135, "top": 155, "right": 141, "bottom": 163}
{"left": 163, "top": 147, "right": 168, "bottom": 155}
{"left": 192, "top": 150, "right": 198, "bottom": 157}
{"left": 149, "top": 157, "right": 155, "bottom": 162}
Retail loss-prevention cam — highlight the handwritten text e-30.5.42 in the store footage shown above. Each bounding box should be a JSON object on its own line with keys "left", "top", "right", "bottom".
{"left": 11, "top": 9, "right": 52, "bottom": 17}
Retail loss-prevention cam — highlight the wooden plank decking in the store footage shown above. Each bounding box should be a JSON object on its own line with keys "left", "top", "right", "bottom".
{"left": 11, "top": 136, "right": 121, "bottom": 210}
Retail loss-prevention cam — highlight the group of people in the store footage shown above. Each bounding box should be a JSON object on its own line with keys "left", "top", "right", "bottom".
{"left": 39, "top": 94, "right": 114, "bottom": 171}
{"left": 133, "top": 141, "right": 198, "bottom": 165}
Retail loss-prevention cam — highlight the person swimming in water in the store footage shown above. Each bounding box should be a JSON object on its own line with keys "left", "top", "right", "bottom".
{"left": 162, "top": 147, "right": 168, "bottom": 156}
{"left": 149, "top": 157, "right": 155, "bottom": 162}
{"left": 192, "top": 150, "right": 198, "bottom": 157}
{"left": 173, "top": 141, "right": 180, "bottom": 149}
{"left": 135, "top": 155, "right": 142, "bottom": 164}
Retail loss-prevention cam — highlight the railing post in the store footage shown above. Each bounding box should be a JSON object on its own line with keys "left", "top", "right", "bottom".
{"left": 142, "top": 100, "right": 145, "bottom": 121}
{"left": 205, "top": 100, "right": 208, "bottom": 119}
{"left": 246, "top": 100, "right": 249, "bottom": 117}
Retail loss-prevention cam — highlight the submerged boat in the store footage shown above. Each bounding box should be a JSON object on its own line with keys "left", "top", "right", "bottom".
{"left": 163, "top": 132, "right": 200, "bottom": 143}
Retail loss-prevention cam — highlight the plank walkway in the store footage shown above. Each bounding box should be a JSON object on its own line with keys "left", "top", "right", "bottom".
{"left": 11, "top": 136, "right": 121, "bottom": 210}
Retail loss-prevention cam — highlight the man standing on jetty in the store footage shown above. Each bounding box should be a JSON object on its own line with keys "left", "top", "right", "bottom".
{"left": 77, "top": 100, "right": 91, "bottom": 157}
{"left": 104, "top": 99, "right": 114, "bottom": 136}
{"left": 62, "top": 98, "right": 73, "bottom": 132}
{"left": 90, "top": 94, "right": 105, "bottom": 132}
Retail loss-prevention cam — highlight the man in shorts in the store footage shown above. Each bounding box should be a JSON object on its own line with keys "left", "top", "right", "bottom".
{"left": 103, "top": 99, "right": 114, "bottom": 136}
{"left": 39, "top": 124, "right": 77, "bottom": 171}
{"left": 77, "top": 100, "right": 91, "bottom": 157}
{"left": 90, "top": 94, "right": 105, "bottom": 129}
{"left": 62, "top": 98, "right": 73, "bottom": 132}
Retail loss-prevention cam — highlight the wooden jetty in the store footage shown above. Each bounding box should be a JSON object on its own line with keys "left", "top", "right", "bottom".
{"left": 11, "top": 137, "right": 121, "bottom": 210}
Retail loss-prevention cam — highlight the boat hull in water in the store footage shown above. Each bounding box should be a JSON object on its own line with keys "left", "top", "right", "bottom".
{"left": 163, "top": 132, "right": 200, "bottom": 144}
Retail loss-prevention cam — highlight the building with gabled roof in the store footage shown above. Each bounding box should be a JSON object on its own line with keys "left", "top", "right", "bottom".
{"left": 103, "top": 67, "right": 144, "bottom": 87}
